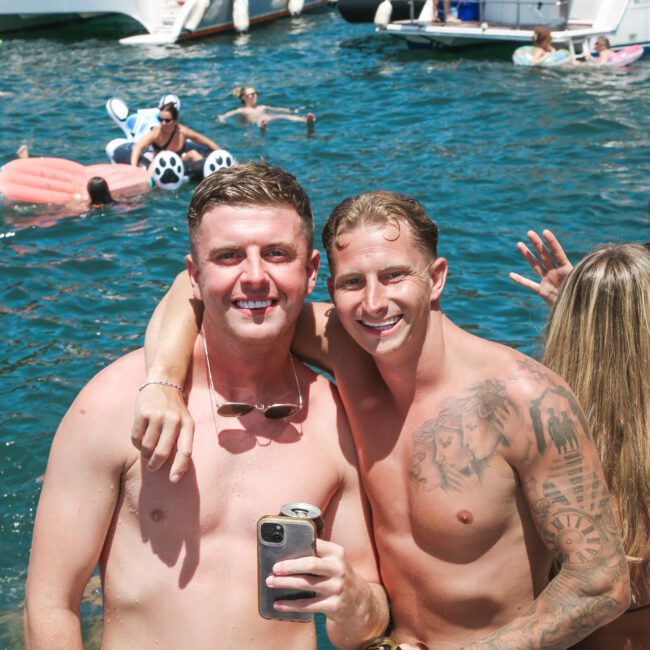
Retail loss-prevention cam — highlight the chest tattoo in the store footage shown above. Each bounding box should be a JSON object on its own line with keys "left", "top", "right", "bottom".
{"left": 409, "top": 379, "right": 516, "bottom": 491}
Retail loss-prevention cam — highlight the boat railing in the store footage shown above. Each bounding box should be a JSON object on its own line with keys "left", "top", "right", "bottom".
{"left": 401, "top": 0, "right": 570, "bottom": 29}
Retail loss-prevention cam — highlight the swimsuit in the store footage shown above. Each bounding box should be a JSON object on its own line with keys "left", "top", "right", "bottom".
{"left": 152, "top": 125, "right": 187, "bottom": 155}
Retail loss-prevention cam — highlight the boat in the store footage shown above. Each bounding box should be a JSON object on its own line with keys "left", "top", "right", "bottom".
{"left": 338, "top": 0, "right": 650, "bottom": 55}
{"left": 0, "top": 0, "right": 329, "bottom": 44}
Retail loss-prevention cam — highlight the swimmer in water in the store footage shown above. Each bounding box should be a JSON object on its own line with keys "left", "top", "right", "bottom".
{"left": 530, "top": 26, "right": 556, "bottom": 65}
{"left": 589, "top": 36, "right": 616, "bottom": 65}
{"left": 218, "top": 86, "right": 315, "bottom": 133}
{"left": 16, "top": 148, "right": 115, "bottom": 208}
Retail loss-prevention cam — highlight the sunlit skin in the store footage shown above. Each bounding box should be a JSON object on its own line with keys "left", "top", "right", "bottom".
{"left": 218, "top": 87, "right": 315, "bottom": 131}
{"left": 327, "top": 223, "right": 447, "bottom": 367}
{"left": 135, "top": 217, "right": 630, "bottom": 648}
{"left": 130, "top": 108, "right": 220, "bottom": 169}
{"left": 23, "top": 204, "right": 388, "bottom": 650}
{"left": 187, "top": 204, "right": 319, "bottom": 350}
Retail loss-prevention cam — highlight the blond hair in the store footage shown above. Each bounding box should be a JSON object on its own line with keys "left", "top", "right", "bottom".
{"left": 322, "top": 190, "right": 438, "bottom": 270}
{"left": 542, "top": 244, "right": 650, "bottom": 562}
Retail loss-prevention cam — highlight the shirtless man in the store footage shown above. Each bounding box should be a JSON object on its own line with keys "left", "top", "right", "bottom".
{"left": 134, "top": 190, "right": 630, "bottom": 647}
{"left": 23, "top": 164, "right": 388, "bottom": 650}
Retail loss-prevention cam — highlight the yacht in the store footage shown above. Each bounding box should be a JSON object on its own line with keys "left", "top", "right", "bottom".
{"left": 0, "top": 0, "right": 328, "bottom": 44}
{"left": 339, "top": 0, "right": 650, "bottom": 53}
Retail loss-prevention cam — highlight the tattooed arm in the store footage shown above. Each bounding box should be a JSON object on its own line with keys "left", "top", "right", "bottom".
{"left": 464, "top": 361, "right": 630, "bottom": 650}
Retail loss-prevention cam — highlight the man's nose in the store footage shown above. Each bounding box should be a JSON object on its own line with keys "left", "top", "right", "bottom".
{"left": 242, "top": 254, "right": 268, "bottom": 286}
{"left": 362, "top": 278, "right": 388, "bottom": 314}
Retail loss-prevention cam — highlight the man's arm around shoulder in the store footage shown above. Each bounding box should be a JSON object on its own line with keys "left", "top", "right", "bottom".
{"left": 24, "top": 351, "right": 142, "bottom": 650}
{"left": 467, "top": 359, "right": 630, "bottom": 649}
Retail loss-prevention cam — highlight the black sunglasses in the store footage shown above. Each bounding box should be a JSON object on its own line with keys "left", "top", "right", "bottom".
{"left": 160, "top": 117, "right": 174, "bottom": 123}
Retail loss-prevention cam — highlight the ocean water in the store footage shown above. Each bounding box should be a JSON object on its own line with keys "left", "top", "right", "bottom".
{"left": 1, "top": 10, "right": 649, "bottom": 648}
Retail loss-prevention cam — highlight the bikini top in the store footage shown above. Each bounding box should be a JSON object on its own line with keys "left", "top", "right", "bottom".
{"left": 152, "top": 125, "right": 184, "bottom": 154}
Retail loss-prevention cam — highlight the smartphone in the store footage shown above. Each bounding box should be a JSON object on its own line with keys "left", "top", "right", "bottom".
{"left": 257, "top": 514, "right": 316, "bottom": 622}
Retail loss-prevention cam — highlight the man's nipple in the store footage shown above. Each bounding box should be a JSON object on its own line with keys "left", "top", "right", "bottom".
{"left": 150, "top": 509, "right": 165, "bottom": 522}
{"left": 457, "top": 509, "right": 474, "bottom": 524}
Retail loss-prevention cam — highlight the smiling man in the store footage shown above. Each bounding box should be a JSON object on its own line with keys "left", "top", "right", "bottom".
{"left": 23, "top": 164, "right": 388, "bottom": 650}
{"left": 135, "top": 189, "right": 630, "bottom": 648}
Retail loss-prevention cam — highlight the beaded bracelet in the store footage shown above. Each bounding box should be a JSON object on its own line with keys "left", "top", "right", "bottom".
{"left": 139, "top": 380, "right": 186, "bottom": 401}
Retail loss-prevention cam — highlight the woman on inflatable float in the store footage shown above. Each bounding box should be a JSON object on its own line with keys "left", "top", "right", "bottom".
{"left": 130, "top": 102, "right": 220, "bottom": 174}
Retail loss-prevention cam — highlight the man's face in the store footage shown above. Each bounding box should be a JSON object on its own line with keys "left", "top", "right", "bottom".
{"left": 187, "top": 204, "right": 318, "bottom": 345}
{"left": 327, "top": 222, "right": 446, "bottom": 360}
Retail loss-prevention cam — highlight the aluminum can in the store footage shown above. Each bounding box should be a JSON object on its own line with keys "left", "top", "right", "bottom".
{"left": 280, "top": 502, "right": 324, "bottom": 538}
{"left": 363, "top": 638, "right": 398, "bottom": 650}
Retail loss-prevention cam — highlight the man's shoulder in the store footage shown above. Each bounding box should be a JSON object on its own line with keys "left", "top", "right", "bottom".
{"left": 54, "top": 348, "right": 144, "bottom": 467}
{"left": 73, "top": 348, "right": 145, "bottom": 413}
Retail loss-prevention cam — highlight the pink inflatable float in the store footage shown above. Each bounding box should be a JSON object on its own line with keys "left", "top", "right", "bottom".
{"left": 593, "top": 44, "right": 644, "bottom": 68}
{"left": 0, "top": 157, "right": 151, "bottom": 204}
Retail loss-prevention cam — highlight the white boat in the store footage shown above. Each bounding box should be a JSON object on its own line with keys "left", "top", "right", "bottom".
{"left": 0, "top": 0, "right": 328, "bottom": 44}
{"left": 339, "top": 0, "right": 650, "bottom": 54}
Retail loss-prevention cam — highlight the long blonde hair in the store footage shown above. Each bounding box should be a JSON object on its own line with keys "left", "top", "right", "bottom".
{"left": 542, "top": 244, "right": 650, "bottom": 562}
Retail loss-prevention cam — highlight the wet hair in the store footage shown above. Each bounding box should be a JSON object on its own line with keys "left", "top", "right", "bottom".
{"left": 322, "top": 190, "right": 438, "bottom": 270}
{"left": 234, "top": 86, "right": 255, "bottom": 104}
{"left": 187, "top": 162, "right": 313, "bottom": 254}
{"left": 542, "top": 244, "right": 650, "bottom": 563}
{"left": 532, "top": 26, "right": 552, "bottom": 47}
{"left": 595, "top": 36, "right": 611, "bottom": 49}
{"left": 87, "top": 177, "right": 114, "bottom": 207}
{"left": 159, "top": 102, "right": 179, "bottom": 120}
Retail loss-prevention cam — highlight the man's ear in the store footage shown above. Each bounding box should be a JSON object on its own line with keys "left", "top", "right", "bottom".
{"left": 305, "top": 249, "right": 320, "bottom": 296}
{"left": 429, "top": 257, "right": 448, "bottom": 303}
{"left": 186, "top": 254, "right": 203, "bottom": 302}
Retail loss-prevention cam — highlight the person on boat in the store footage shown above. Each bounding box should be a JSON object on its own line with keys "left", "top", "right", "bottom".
{"left": 510, "top": 231, "right": 650, "bottom": 650}
{"left": 131, "top": 189, "right": 630, "bottom": 647}
{"left": 218, "top": 86, "right": 315, "bottom": 133}
{"left": 530, "top": 26, "right": 556, "bottom": 65}
{"left": 23, "top": 162, "right": 388, "bottom": 650}
{"left": 130, "top": 102, "right": 220, "bottom": 169}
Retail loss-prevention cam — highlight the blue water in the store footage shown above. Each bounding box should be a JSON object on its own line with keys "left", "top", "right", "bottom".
{"left": 1, "top": 10, "right": 649, "bottom": 648}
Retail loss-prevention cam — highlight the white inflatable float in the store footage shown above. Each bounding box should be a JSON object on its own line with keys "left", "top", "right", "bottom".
{"left": 105, "top": 95, "right": 236, "bottom": 190}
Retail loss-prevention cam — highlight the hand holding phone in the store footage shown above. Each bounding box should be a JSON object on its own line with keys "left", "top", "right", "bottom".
{"left": 257, "top": 515, "right": 317, "bottom": 622}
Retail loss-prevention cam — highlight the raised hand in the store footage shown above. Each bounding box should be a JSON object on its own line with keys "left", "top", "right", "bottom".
{"left": 508, "top": 229, "right": 573, "bottom": 305}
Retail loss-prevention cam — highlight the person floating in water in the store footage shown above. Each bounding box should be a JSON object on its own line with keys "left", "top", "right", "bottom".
{"left": 16, "top": 146, "right": 116, "bottom": 209}
{"left": 530, "top": 26, "right": 556, "bottom": 65}
{"left": 218, "top": 86, "right": 315, "bottom": 133}
{"left": 86, "top": 176, "right": 115, "bottom": 208}
{"left": 130, "top": 102, "right": 220, "bottom": 169}
{"left": 588, "top": 36, "right": 616, "bottom": 65}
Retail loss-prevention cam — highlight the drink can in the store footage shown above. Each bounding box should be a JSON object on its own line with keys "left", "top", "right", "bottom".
{"left": 280, "top": 502, "right": 324, "bottom": 538}
{"left": 363, "top": 638, "right": 398, "bottom": 650}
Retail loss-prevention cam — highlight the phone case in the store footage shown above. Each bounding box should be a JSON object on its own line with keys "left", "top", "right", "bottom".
{"left": 257, "top": 515, "right": 316, "bottom": 622}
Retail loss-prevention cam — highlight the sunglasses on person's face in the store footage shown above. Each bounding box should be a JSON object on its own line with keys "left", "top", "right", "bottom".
{"left": 159, "top": 117, "right": 174, "bottom": 123}
{"left": 244, "top": 91, "right": 258, "bottom": 98}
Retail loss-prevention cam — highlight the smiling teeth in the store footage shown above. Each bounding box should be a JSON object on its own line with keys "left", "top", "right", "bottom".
{"left": 362, "top": 317, "right": 400, "bottom": 331}
{"left": 237, "top": 300, "right": 272, "bottom": 309}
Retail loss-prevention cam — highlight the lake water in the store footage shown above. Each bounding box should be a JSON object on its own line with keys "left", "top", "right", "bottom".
{"left": 1, "top": 9, "right": 649, "bottom": 648}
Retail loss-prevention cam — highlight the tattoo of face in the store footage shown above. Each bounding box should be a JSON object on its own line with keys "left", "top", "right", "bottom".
{"left": 409, "top": 379, "right": 517, "bottom": 490}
